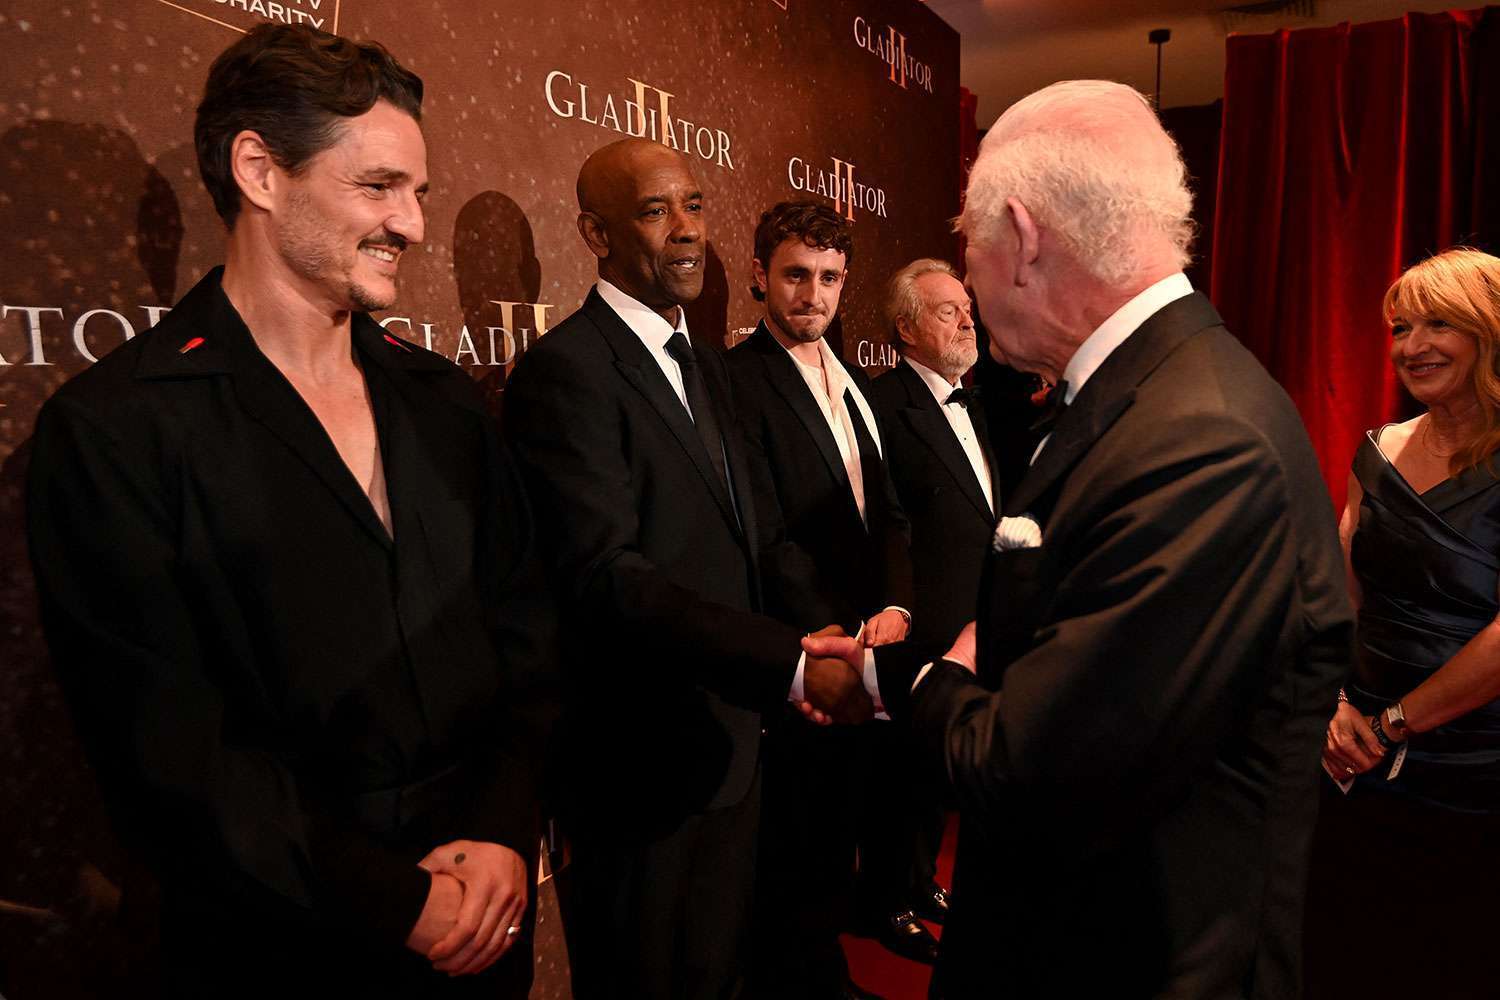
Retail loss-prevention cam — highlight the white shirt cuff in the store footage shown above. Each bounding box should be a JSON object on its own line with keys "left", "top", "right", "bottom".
{"left": 789, "top": 651, "right": 806, "bottom": 702}
{"left": 863, "top": 648, "right": 890, "bottom": 721}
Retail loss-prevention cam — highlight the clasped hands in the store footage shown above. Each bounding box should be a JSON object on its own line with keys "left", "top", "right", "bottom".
{"left": 801, "top": 623, "right": 874, "bottom": 725}
{"left": 800, "top": 619, "right": 979, "bottom": 726}
{"left": 406, "top": 839, "right": 527, "bottom": 977}
{"left": 1323, "top": 700, "right": 1386, "bottom": 777}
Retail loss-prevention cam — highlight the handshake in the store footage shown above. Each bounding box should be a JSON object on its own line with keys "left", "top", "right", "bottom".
{"left": 798, "top": 618, "right": 980, "bottom": 726}
{"left": 798, "top": 623, "right": 882, "bottom": 726}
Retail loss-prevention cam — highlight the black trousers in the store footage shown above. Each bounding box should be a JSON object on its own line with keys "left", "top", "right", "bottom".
{"left": 856, "top": 718, "right": 946, "bottom": 916}
{"left": 564, "top": 769, "right": 761, "bottom": 1000}
{"left": 750, "top": 718, "right": 864, "bottom": 998}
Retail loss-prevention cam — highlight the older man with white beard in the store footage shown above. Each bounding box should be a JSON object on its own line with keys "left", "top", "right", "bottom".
{"left": 805, "top": 80, "right": 1352, "bottom": 998}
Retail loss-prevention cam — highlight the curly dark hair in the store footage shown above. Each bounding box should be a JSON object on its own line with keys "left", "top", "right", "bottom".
{"left": 195, "top": 24, "right": 423, "bottom": 228}
{"left": 750, "top": 200, "right": 855, "bottom": 301}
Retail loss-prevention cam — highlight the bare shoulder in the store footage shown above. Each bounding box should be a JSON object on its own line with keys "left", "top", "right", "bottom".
{"left": 1375, "top": 415, "right": 1422, "bottom": 458}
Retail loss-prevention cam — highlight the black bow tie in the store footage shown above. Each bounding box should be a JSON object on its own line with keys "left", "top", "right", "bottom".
{"left": 1029, "top": 380, "right": 1071, "bottom": 436}
{"left": 944, "top": 386, "right": 980, "bottom": 407}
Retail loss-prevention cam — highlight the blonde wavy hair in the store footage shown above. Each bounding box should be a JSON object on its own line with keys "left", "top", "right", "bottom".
{"left": 1383, "top": 247, "right": 1500, "bottom": 473}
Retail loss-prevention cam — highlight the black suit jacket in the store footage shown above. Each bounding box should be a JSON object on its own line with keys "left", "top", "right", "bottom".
{"left": 870, "top": 360, "right": 998, "bottom": 648}
{"left": 725, "top": 323, "right": 912, "bottom": 633}
{"left": 875, "top": 292, "right": 1352, "bottom": 998}
{"left": 503, "top": 290, "right": 803, "bottom": 829}
{"left": 26, "top": 268, "right": 551, "bottom": 983}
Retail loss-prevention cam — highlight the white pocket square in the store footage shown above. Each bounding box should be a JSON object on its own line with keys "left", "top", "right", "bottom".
{"left": 992, "top": 514, "right": 1043, "bottom": 552}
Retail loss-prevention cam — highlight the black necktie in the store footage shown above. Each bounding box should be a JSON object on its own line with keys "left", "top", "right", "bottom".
{"left": 1029, "top": 380, "right": 1071, "bottom": 436}
{"left": 945, "top": 386, "right": 980, "bottom": 407}
{"left": 665, "top": 332, "right": 730, "bottom": 491}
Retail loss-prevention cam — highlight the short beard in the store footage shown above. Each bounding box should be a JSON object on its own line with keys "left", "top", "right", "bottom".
{"left": 934, "top": 341, "right": 979, "bottom": 380}
{"left": 348, "top": 277, "right": 395, "bottom": 312}
{"left": 276, "top": 189, "right": 397, "bottom": 312}
{"left": 771, "top": 307, "right": 830, "bottom": 344}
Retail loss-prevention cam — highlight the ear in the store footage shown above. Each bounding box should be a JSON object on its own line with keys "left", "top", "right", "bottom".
{"left": 1005, "top": 196, "right": 1040, "bottom": 287}
{"left": 577, "top": 211, "right": 610, "bottom": 260}
{"left": 752, "top": 257, "right": 769, "bottom": 296}
{"left": 230, "top": 129, "right": 278, "bottom": 216}
{"left": 894, "top": 315, "right": 917, "bottom": 349}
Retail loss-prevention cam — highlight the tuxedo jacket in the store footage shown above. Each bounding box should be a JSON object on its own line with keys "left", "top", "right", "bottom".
{"left": 725, "top": 323, "right": 912, "bottom": 633}
{"left": 26, "top": 268, "right": 551, "bottom": 990}
{"left": 870, "top": 360, "right": 998, "bottom": 648}
{"left": 875, "top": 293, "right": 1352, "bottom": 999}
{"left": 503, "top": 290, "right": 803, "bottom": 830}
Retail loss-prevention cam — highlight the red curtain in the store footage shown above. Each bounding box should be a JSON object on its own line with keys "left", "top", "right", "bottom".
{"left": 1211, "top": 7, "right": 1500, "bottom": 510}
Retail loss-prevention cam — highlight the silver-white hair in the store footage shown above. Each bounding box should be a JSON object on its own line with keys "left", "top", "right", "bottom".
{"left": 884, "top": 258, "right": 960, "bottom": 345}
{"left": 958, "top": 80, "right": 1194, "bottom": 287}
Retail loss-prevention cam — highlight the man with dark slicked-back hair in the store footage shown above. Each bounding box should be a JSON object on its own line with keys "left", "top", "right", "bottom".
{"left": 27, "top": 24, "right": 551, "bottom": 998}
{"left": 504, "top": 139, "right": 869, "bottom": 999}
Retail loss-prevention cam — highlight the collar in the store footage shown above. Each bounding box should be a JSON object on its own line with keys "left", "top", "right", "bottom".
{"left": 903, "top": 355, "right": 962, "bottom": 406}
{"left": 777, "top": 331, "right": 850, "bottom": 399}
{"left": 1059, "top": 272, "right": 1192, "bottom": 404}
{"left": 596, "top": 277, "right": 688, "bottom": 354}
{"left": 135, "top": 265, "right": 452, "bottom": 379}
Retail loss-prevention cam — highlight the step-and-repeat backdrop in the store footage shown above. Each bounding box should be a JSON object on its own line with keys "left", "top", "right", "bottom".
{"left": 0, "top": 0, "right": 958, "bottom": 995}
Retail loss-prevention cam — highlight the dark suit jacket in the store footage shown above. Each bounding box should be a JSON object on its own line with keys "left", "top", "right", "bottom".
{"left": 875, "top": 292, "right": 1352, "bottom": 999}
{"left": 725, "top": 323, "right": 912, "bottom": 633}
{"left": 26, "top": 268, "right": 551, "bottom": 988}
{"left": 503, "top": 290, "right": 804, "bottom": 830}
{"left": 870, "top": 359, "right": 998, "bottom": 648}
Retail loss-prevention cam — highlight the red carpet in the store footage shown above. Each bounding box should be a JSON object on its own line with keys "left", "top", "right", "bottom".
{"left": 843, "top": 815, "right": 958, "bottom": 999}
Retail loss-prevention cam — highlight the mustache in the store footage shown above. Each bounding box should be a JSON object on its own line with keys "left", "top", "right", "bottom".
{"left": 360, "top": 231, "right": 409, "bottom": 253}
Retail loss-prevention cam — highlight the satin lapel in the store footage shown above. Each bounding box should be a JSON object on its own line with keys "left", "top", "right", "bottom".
{"left": 585, "top": 292, "right": 740, "bottom": 530}
{"left": 969, "top": 395, "right": 1004, "bottom": 517}
{"left": 896, "top": 364, "right": 993, "bottom": 521}
{"left": 220, "top": 292, "right": 393, "bottom": 549}
{"left": 1004, "top": 291, "right": 1224, "bottom": 518}
{"left": 750, "top": 325, "right": 852, "bottom": 495}
{"left": 699, "top": 354, "right": 752, "bottom": 546}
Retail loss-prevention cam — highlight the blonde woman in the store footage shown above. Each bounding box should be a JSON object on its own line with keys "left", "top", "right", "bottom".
{"left": 1307, "top": 248, "right": 1500, "bottom": 998}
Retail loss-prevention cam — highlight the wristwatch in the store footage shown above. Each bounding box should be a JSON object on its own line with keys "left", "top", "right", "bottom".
{"left": 1383, "top": 702, "right": 1409, "bottom": 742}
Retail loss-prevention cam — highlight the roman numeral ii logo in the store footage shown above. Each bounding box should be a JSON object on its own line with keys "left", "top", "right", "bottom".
{"left": 831, "top": 158, "right": 857, "bottom": 222}
{"left": 888, "top": 27, "right": 908, "bottom": 88}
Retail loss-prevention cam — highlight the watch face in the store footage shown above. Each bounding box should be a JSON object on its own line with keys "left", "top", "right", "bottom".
{"left": 1386, "top": 704, "right": 1409, "bottom": 737}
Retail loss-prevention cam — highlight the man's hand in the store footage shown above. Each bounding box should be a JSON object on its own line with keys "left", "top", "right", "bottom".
{"left": 804, "top": 655, "right": 874, "bottom": 724}
{"left": 795, "top": 625, "right": 850, "bottom": 725}
{"left": 802, "top": 632, "right": 862, "bottom": 667}
{"left": 406, "top": 871, "right": 464, "bottom": 956}
{"left": 800, "top": 633, "right": 873, "bottom": 724}
{"left": 943, "top": 621, "right": 978, "bottom": 673}
{"left": 417, "top": 840, "right": 528, "bottom": 976}
{"left": 863, "top": 608, "right": 910, "bottom": 647}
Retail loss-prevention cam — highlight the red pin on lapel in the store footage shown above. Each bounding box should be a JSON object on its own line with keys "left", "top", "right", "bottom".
{"left": 178, "top": 336, "right": 205, "bottom": 354}
{"left": 383, "top": 333, "right": 414, "bottom": 353}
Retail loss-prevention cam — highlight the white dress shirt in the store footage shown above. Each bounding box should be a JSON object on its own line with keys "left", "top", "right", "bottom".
{"left": 775, "top": 335, "right": 902, "bottom": 718}
{"left": 780, "top": 335, "right": 884, "bottom": 522}
{"left": 1032, "top": 272, "right": 1194, "bottom": 464}
{"left": 904, "top": 356, "right": 993, "bottom": 515}
{"left": 596, "top": 278, "right": 692, "bottom": 411}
